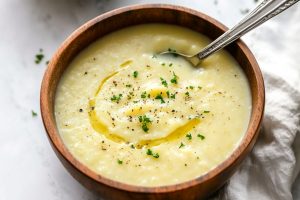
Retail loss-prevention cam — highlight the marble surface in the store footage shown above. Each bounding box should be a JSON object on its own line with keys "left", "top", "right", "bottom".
{"left": 0, "top": 0, "right": 299, "bottom": 199}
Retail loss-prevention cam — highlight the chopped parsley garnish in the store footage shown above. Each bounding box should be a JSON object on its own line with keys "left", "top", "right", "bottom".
{"left": 169, "top": 63, "right": 173, "bottom": 67}
{"left": 198, "top": 86, "right": 202, "bottom": 89}
{"left": 161, "top": 63, "right": 166, "bottom": 66}
{"left": 31, "top": 110, "right": 37, "bottom": 117}
{"left": 189, "top": 86, "right": 194, "bottom": 89}
{"left": 185, "top": 92, "right": 190, "bottom": 96}
{"left": 130, "top": 144, "right": 135, "bottom": 149}
{"left": 186, "top": 133, "right": 192, "bottom": 140}
{"left": 141, "top": 91, "right": 147, "bottom": 98}
{"left": 111, "top": 94, "right": 123, "bottom": 103}
{"left": 146, "top": 149, "right": 152, "bottom": 155}
{"left": 117, "top": 159, "right": 123, "bottom": 164}
{"left": 133, "top": 71, "right": 138, "bottom": 78}
{"left": 146, "top": 149, "right": 159, "bottom": 158}
{"left": 155, "top": 94, "right": 165, "bottom": 103}
{"left": 152, "top": 153, "right": 159, "bottom": 158}
{"left": 170, "top": 93, "right": 176, "bottom": 99}
{"left": 197, "top": 134, "right": 205, "bottom": 140}
{"left": 203, "top": 110, "right": 210, "bottom": 113}
{"left": 179, "top": 142, "right": 185, "bottom": 148}
{"left": 160, "top": 77, "right": 168, "bottom": 87}
{"left": 170, "top": 72, "right": 178, "bottom": 84}
{"left": 138, "top": 115, "right": 152, "bottom": 132}
{"left": 126, "top": 84, "right": 132, "bottom": 88}
{"left": 166, "top": 91, "right": 176, "bottom": 99}
{"left": 35, "top": 49, "right": 44, "bottom": 64}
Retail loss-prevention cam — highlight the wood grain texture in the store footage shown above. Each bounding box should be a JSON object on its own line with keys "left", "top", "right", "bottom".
{"left": 40, "top": 4, "right": 265, "bottom": 200}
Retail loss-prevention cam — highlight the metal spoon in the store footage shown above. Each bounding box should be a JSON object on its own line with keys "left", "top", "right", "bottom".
{"left": 160, "top": 0, "right": 299, "bottom": 66}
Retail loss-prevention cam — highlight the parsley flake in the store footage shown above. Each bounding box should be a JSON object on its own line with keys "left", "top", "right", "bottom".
{"left": 146, "top": 149, "right": 159, "bottom": 158}
{"left": 141, "top": 91, "right": 147, "bottom": 98}
{"left": 117, "top": 159, "right": 123, "bottom": 164}
{"left": 133, "top": 71, "right": 138, "bottom": 78}
{"left": 35, "top": 50, "right": 44, "bottom": 64}
{"left": 179, "top": 142, "right": 185, "bottom": 148}
{"left": 160, "top": 77, "right": 168, "bottom": 87}
{"left": 186, "top": 133, "right": 192, "bottom": 140}
{"left": 31, "top": 110, "right": 37, "bottom": 117}
{"left": 197, "top": 134, "right": 205, "bottom": 140}
{"left": 138, "top": 115, "right": 152, "bottom": 132}
{"left": 170, "top": 72, "right": 178, "bottom": 84}
{"left": 155, "top": 94, "right": 165, "bottom": 103}
{"left": 203, "top": 110, "right": 210, "bottom": 113}
{"left": 111, "top": 94, "right": 123, "bottom": 103}
{"left": 170, "top": 93, "right": 176, "bottom": 99}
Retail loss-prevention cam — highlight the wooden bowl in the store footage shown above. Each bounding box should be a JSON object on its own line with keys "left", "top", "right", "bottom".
{"left": 40, "top": 4, "right": 265, "bottom": 200}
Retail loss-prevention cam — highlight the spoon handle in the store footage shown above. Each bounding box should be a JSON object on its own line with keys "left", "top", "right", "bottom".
{"left": 198, "top": 0, "right": 299, "bottom": 59}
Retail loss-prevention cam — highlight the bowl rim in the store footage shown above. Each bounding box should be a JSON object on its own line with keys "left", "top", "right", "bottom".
{"left": 40, "top": 4, "right": 265, "bottom": 194}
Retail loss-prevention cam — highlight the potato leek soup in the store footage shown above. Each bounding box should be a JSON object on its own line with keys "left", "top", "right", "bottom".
{"left": 55, "top": 24, "right": 251, "bottom": 186}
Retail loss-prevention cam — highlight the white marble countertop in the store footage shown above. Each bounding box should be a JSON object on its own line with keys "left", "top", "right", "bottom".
{"left": 0, "top": 0, "right": 299, "bottom": 199}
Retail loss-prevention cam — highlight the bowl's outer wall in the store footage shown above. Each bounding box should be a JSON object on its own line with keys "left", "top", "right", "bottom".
{"left": 40, "top": 4, "right": 265, "bottom": 200}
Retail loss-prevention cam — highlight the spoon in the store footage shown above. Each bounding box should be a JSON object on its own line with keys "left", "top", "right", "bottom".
{"left": 160, "top": 0, "right": 299, "bottom": 66}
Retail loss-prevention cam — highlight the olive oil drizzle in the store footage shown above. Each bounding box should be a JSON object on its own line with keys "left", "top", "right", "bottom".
{"left": 88, "top": 60, "right": 201, "bottom": 148}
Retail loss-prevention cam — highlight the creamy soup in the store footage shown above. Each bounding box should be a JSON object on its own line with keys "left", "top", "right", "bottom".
{"left": 55, "top": 24, "right": 251, "bottom": 186}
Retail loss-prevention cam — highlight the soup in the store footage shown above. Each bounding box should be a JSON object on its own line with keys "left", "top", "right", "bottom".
{"left": 55, "top": 24, "right": 251, "bottom": 186}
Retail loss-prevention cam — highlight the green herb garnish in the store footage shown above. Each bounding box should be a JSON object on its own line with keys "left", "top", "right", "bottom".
{"left": 197, "top": 134, "right": 205, "bottom": 140}
{"left": 31, "top": 110, "right": 37, "bottom": 117}
{"left": 111, "top": 94, "right": 123, "bottom": 103}
{"left": 189, "top": 86, "right": 194, "bottom": 89}
{"left": 141, "top": 91, "right": 147, "bottom": 99}
{"left": 126, "top": 84, "right": 132, "bottom": 88}
{"left": 160, "top": 77, "right": 168, "bottom": 87}
{"left": 146, "top": 149, "right": 159, "bottom": 158}
{"left": 170, "top": 72, "right": 178, "bottom": 84}
{"left": 186, "top": 133, "right": 192, "bottom": 140}
{"left": 170, "top": 93, "right": 176, "bottom": 99}
{"left": 35, "top": 49, "right": 44, "bottom": 64}
{"left": 185, "top": 92, "right": 190, "bottom": 96}
{"left": 138, "top": 115, "right": 152, "bottom": 132}
{"left": 117, "top": 159, "right": 123, "bottom": 164}
{"left": 179, "top": 142, "right": 185, "bottom": 148}
{"left": 155, "top": 94, "right": 165, "bottom": 104}
{"left": 133, "top": 71, "right": 138, "bottom": 78}
{"left": 203, "top": 110, "right": 210, "bottom": 113}
{"left": 166, "top": 91, "right": 170, "bottom": 98}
